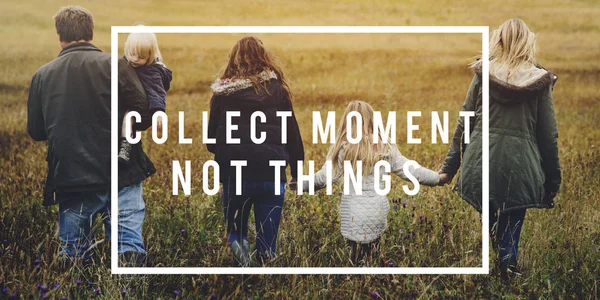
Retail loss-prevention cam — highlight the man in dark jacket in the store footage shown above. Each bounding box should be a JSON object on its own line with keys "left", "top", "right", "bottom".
{"left": 27, "top": 6, "right": 155, "bottom": 267}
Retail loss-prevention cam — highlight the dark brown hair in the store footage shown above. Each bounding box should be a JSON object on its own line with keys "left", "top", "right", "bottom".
{"left": 54, "top": 6, "right": 94, "bottom": 43}
{"left": 222, "top": 36, "right": 291, "bottom": 96}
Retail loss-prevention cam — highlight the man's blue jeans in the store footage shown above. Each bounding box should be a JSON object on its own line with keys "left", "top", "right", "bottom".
{"left": 57, "top": 182, "right": 146, "bottom": 258}
{"left": 222, "top": 179, "right": 284, "bottom": 262}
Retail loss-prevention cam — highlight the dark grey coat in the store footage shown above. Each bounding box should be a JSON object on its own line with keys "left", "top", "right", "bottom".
{"left": 27, "top": 43, "right": 155, "bottom": 206}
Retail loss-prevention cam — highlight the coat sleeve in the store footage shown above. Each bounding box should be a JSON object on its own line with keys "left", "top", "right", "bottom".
{"left": 279, "top": 88, "right": 305, "bottom": 180}
{"left": 206, "top": 94, "right": 220, "bottom": 154}
{"left": 118, "top": 58, "right": 151, "bottom": 131}
{"left": 440, "top": 74, "right": 480, "bottom": 177}
{"left": 390, "top": 146, "right": 440, "bottom": 186}
{"left": 146, "top": 69, "right": 168, "bottom": 113}
{"left": 537, "top": 79, "right": 561, "bottom": 192}
{"left": 301, "top": 151, "right": 343, "bottom": 193}
{"left": 27, "top": 72, "right": 47, "bottom": 141}
{"left": 302, "top": 160, "right": 333, "bottom": 192}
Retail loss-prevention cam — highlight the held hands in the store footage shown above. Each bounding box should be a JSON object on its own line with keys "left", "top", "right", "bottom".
{"left": 437, "top": 170, "right": 451, "bottom": 186}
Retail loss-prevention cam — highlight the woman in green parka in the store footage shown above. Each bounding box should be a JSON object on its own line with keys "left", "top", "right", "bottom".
{"left": 439, "top": 19, "right": 561, "bottom": 278}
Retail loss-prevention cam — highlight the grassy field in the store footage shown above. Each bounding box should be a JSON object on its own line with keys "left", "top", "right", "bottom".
{"left": 1, "top": 0, "right": 599, "bottom": 298}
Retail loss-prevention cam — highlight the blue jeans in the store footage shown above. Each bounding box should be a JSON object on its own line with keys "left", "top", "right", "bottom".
{"left": 222, "top": 179, "right": 284, "bottom": 261}
{"left": 57, "top": 182, "right": 146, "bottom": 258}
{"left": 490, "top": 209, "right": 526, "bottom": 268}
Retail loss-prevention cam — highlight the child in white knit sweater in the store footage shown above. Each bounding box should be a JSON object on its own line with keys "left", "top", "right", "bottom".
{"left": 302, "top": 101, "right": 444, "bottom": 265}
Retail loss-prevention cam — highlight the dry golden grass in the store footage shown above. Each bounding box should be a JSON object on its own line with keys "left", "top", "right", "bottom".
{"left": 1, "top": 0, "right": 599, "bottom": 298}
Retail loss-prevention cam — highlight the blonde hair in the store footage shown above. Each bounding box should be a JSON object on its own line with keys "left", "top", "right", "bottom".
{"left": 124, "top": 31, "right": 162, "bottom": 66}
{"left": 327, "top": 101, "right": 392, "bottom": 178}
{"left": 475, "top": 18, "right": 537, "bottom": 78}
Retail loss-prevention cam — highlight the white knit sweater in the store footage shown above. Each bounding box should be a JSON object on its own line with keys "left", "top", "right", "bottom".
{"left": 303, "top": 146, "right": 440, "bottom": 243}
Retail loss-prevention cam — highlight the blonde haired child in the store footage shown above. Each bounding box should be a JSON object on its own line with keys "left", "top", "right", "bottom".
{"left": 303, "top": 101, "right": 443, "bottom": 265}
{"left": 119, "top": 31, "right": 173, "bottom": 164}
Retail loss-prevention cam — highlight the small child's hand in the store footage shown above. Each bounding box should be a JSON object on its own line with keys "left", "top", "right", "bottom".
{"left": 437, "top": 170, "right": 450, "bottom": 186}
{"left": 439, "top": 173, "right": 449, "bottom": 185}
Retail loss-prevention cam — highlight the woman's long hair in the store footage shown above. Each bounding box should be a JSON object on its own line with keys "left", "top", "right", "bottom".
{"left": 327, "top": 101, "right": 392, "bottom": 178}
{"left": 222, "top": 36, "right": 291, "bottom": 96}
{"left": 472, "top": 18, "right": 538, "bottom": 78}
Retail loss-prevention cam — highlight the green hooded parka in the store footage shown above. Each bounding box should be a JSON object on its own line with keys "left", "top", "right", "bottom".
{"left": 441, "top": 63, "right": 561, "bottom": 214}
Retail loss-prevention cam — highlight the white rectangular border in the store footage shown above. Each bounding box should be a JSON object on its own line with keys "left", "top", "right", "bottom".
{"left": 111, "top": 26, "right": 489, "bottom": 275}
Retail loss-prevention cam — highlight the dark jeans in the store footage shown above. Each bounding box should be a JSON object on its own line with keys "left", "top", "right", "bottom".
{"left": 348, "top": 238, "right": 380, "bottom": 265}
{"left": 222, "top": 179, "right": 284, "bottom": 262}
{"left": 490, "top": 208, "right": 526, "bottom": 269}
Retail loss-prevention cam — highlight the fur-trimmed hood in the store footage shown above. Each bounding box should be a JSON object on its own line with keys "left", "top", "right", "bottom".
{"left": 210, "top": 70, "right": 278, "bottom": 96}
{"left": 473, "top": 61, "right": 557, "bottom": 104}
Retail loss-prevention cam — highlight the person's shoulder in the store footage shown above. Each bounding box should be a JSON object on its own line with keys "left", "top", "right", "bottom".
{"left": 267, "top": 79, "right": 287, "bottom": 98}
{"left": 135, "top": 62, "right": 164, "bottom": 75}
{"left": 97, "top": 51, "right": 111, "bottom": 61}
{"left": 92, "top": 52, "right": 111, "bottom": 69}
{"left": 382, "top": 145, "right": 403, "bottom": 165}
{"left": 468, "top": 63, "right": 483, "bottom": 84}
{"left": 388, "top": 144, "right": 402, "bottom": 157}
{"left": 117, "top": 56, "right": 131, "bottom": 67}
{"left": 117, "top": 57, "right": 136, "bottom": 73}
{"left": 536, "top": 64, "right": 558, "bottom": 87}
{"left": 77, "top": 48, "right": 110, "bottom": 64}
{"left": 34, "top": 61, "right": 52, "bottom": 76}
{"left": 33, "top": 57, "right": 63, "bottom": 78}
{"left": 149, "top": 62, "right": 173, "bottom": 78}
{"left": 153, "top": 61, "right": 170, "bottom": 70}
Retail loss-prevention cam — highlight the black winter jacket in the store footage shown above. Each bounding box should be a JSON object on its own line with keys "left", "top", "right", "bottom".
{"left": 27, "top": 43, "right": 155, "bottom": 206}
{"left": 207, "top": 75, "right": 304, "bottom": 183}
